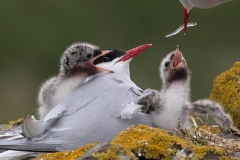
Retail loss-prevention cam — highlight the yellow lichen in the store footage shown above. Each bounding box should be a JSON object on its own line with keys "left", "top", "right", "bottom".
{"left": 35, "top": 142, "right": 98, "bottom": 160}
{"left": 34, "top": 125, "right": 238, "bottom": 159}
{"left": 111, "top": 125, "right": 228, "bottom": 159}
{"left": 210, "top": 62, "right": 240, "bottom": 128}
{"left": 1, "top": 118, "right": 24, "bottom": 130}
{"left": 92, "top": 145, "right": 137, "bottom": 160}
{"left": 111, "top": 124, "right": 188, "bottom": 159}
{"left": 191, "top": 145, "right": 223, "bottom": 159}
{"left": 199, "top": 124, "right": 221, "bottom": 134}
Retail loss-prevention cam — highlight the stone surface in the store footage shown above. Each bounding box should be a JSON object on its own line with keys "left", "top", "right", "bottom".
{"left": 210, "top": 62, "right": 240, "bottom": 128}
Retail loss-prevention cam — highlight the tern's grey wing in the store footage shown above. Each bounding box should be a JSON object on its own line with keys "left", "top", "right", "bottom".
{"left": 0, "top": 73, "right": 153, "bottom": 152}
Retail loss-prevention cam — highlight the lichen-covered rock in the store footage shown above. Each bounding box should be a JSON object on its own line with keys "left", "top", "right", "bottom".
{"left": 210, "top": 62, "right": 240, "bottom": 128}
{"left": 111, "top": 124, "right": 226, "bottom": 159}
{"left": 0, "top": 118, "right": 24, "bottom": 130}
{"left": 111, "top": 124, "right": 188, "bottom": 159}
{"left": 34, "top": 124, "right": 239, "bottom": 159}
{"left": 35, "top": 143, "right": 98, "bottom": 160}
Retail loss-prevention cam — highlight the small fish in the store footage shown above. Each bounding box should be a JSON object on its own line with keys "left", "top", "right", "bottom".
{"left": 165, "top": 22, "right": 197, "bottom": 37}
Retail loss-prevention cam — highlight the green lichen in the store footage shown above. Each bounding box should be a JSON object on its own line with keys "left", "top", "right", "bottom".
{"left": 210, "top": 62, "right": 240, "bottom": 128}
{"left": 35, "top": 142, "right": 98, "bottom": 160}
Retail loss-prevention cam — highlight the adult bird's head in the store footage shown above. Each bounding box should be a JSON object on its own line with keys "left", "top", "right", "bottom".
{"left": 159, "top": 45, "right": 190, "bottom": 87}
{"left": 94, "top": 44, "right": 152, "bottom": 76}
{"left": 179, "top": 0, "right": 233, "bottom": 35}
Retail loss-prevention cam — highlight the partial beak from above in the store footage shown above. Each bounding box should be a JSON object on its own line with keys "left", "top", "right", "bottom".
{"left": 115, "top": 44, "right": 152, "bottom": 63}
{"left": 172, "top": 45, "right": 184, "bottom": 68}
{"left": 183, "top": 7, "right": 191, "bottom": 35}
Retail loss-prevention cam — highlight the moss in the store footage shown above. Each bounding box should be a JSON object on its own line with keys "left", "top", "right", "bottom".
{"left": 1, "top": 118, "right": 24, "bottom": 130}
{"left": 35, "top": 142, "right": 98, "bottom": 160}
{"left": 210, "top": 62, "right": 240, "bottom": 128}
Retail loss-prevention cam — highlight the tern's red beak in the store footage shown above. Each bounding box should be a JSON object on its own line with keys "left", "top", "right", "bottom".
{"left": 172, "top": 45, "right": 183, "bottom": 68}
{"left": 115, "top": 44, "right": 152, "bottom": 63}
{"left": 183, "top": 7, "right": 191, "bottom": 35}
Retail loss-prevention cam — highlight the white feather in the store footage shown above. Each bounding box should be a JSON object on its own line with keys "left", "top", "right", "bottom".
{"left": 0, "top": 150, "right": 42, "bottom": 160}
{"left": 121, "top": 102, "right": 143, "bottom": 119}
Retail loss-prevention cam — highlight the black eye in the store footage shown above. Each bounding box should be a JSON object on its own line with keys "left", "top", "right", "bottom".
{"left": 165, "top": 62, "right": 170, "bottom": 67}
{"left": 182, "top": 59, "right": 186, "bottom": 63}
{"left": 86, "top": 53, "right": 92, "bottom": 59}
{"left": 102, "top": 56, "right": 112, "bottom": 62}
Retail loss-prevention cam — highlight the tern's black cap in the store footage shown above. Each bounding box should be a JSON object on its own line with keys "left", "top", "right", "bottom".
{"left": 93, "top": 49, "right": 126, "bottom": 65}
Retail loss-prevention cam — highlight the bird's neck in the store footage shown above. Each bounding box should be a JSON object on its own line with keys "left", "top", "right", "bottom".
{"left": 162, "top": 79, "right": 190, "bottom": 102}
{"left": 61, "top": 65, "right": 99, "bottom": 78}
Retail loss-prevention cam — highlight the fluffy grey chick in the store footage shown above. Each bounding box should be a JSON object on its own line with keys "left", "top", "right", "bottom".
{"left": 38, "top": 43, "right": 106, "bottom": 119}
{"left": 134, "top": 46, "right": 233, "bottom": 132}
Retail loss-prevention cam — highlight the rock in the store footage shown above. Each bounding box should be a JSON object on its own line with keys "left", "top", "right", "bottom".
{"left": 35, "top": 143, "right": 98, "bottom": 160}
{"left": 77, "top": 142, "right": 110, "bottom": 160}
{"left": 210, "top": 62, "right": 240, "bottom": 128}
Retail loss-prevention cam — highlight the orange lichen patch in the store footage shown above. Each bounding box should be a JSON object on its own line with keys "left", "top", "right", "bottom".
{"left": 35, "top": 142, "right": 98, "bottom": 160}
{"left": 1, "top": 118, "right": 24, "bottom": 130}
{"left": 210, "top": 62, "right": 240, "bottom": 128}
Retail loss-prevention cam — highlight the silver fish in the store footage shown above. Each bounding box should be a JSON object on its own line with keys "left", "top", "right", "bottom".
{"left": 165, "top": 22, "right": 197, "bottom": 37}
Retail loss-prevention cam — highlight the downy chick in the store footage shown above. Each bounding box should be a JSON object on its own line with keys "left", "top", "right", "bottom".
{"left": 134, "top": 46, "right": 233, "bottom": 132}
{"left": 38, "top": 43, "right": 108, "bottom": 119}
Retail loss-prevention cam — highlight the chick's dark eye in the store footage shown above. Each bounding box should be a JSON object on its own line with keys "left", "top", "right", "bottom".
{"left": 102, "top": 56, "right": 112, "bottom": 62}
{"left": 165, "top": 62, "right": 170, "bottom": 67}
{"left": 86, "top": 53, "right": 92, "bottom": 59}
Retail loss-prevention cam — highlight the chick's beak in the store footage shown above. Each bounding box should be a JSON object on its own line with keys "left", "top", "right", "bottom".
{"left": 115, "top": 44, "right": 152, "bottom": 63}
{"left": 172, "top": 45, "right": 184, "bottom": 68}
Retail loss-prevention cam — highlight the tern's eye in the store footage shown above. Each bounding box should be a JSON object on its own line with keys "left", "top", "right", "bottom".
{"left": 102, "top": 56, "right": 112, "bottom": 62}
{"left": 165, "top": 62, "right": 170, "bottom": 68}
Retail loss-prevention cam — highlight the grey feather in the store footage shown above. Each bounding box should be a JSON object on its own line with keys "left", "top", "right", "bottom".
{"left": 0, "top": 72, "right": 153, "bottom": 152}
{"left": 190, "top": 99, "right": 233, "bottom": 131}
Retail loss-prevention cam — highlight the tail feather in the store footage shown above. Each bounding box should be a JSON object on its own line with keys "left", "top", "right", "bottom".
{"left": 0, "top": 150, "right": 43, "bottom": 160}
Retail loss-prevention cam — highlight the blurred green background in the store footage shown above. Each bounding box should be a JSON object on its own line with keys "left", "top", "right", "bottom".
{"left": 0, "top": 1, "right": 239, "bottom": 123}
